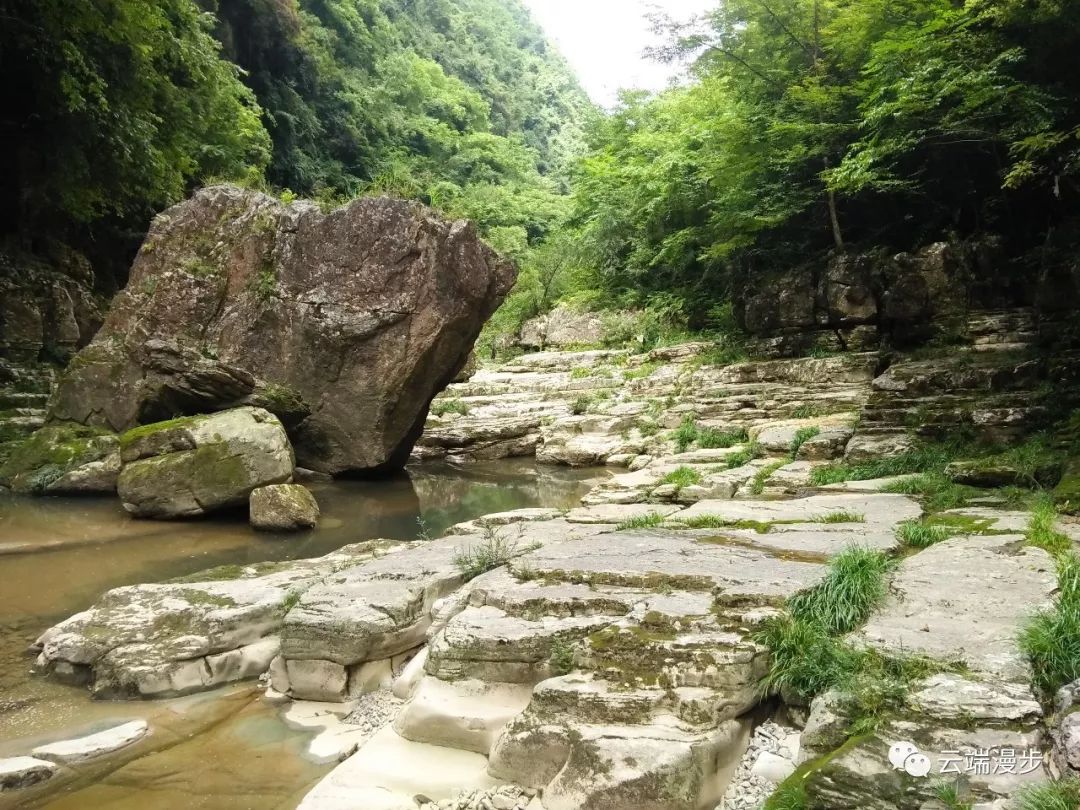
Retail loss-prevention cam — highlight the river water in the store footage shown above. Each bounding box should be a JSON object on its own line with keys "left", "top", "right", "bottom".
{"left": 0, "top": 460, "right": 605, "bottom": 810}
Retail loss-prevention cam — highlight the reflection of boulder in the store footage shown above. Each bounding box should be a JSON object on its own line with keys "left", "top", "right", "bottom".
{"left": 48, "top": 185, "right": 516, "bottom": 475}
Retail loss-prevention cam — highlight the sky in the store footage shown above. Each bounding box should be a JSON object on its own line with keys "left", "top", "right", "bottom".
{"left": 521, "top": 0, "right": 716, "bottom": 106}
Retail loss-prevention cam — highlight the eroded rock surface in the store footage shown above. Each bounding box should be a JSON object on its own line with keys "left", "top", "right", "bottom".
{"left": 47, "top": 185, "right": 516, "bottom": 474}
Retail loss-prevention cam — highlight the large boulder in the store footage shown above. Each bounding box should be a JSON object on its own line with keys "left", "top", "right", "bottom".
{"left": 47, "top": 185, "right": 516, "bottom": 474}
{"left": 117, "top": 407, "right": 294, "bottom": 519}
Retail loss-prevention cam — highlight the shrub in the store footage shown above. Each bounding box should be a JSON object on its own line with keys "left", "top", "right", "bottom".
{"left": 549, "top": 637, "right": 577, "bottom": 676}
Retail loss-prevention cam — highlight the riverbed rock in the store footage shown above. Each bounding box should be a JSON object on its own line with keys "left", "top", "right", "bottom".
{"left": 47, "top": 185, "right": 516, "bottom": 475}
{"left": 0, "top": 756, "right": 57, "bottom": 791}
{"left": 0, "top": 424, "right": 119, "bottom": 494}
{"left": 249, "top": 483, "right": 319, "bottom": 531}
{"left": 34, "top": 540, "right": 399, "bottom": 698}
{"left": 31, "top": 720, "right": 149, "bottom": 763}
{"left": 116, "top": 407, "right": 294, "bottom": 519}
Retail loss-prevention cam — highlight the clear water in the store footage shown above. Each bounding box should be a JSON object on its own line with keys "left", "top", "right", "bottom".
{"left": 0, "top": 459, "right": 605, "bottom": 809}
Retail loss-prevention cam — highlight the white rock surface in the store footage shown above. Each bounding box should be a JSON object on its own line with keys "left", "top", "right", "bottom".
{"left": 31, "top": 720, "right": 148, "bottom": 763}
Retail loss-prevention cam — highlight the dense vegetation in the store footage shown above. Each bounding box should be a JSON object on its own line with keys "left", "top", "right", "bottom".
{"left": 0, "top": 0, "right": 590, "bottom": 285}
{"left": 559, "top": 0, "right": 1080, "bottom": 329}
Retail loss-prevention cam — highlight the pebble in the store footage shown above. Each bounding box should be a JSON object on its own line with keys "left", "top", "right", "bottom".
{"left": 418, "top": 784, "right": 534, "bottom": 810}
{"left": 342, "top": 690, "right": 400, "bottom": 737}
{"left": 716, "top": 720, "right": 801, "bottom": 810}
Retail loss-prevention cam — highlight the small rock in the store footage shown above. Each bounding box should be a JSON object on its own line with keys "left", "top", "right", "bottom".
{"left": 250, "top": 483, "right": 320, "bottom": 532}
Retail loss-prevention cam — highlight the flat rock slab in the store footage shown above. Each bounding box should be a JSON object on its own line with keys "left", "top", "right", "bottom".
{"left": 565, "top": 503, "right": 684, "bottom": 524}
{"left": 678, "top": 493, "right": 921, "bottom": 528}
{"left": 0, "top": 757, "right": 57, "bottom": 791}
{"left": 517, "top": 528, "right": 828, "bottom": 606}
{"left": 31, "top": 720, "right": 149, "bottom": 763}
{"left": 853, "top": 534, "right": 1055, "bottom": 681}
{"left": 297, "top": 725, "right": 499, "bottom": 810}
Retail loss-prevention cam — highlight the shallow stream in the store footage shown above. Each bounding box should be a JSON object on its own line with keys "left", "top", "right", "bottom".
{"left": 0, "top": 460, "right": 605, "bottom": 809}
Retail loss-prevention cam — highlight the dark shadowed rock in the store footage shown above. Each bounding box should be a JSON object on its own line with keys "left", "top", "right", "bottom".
{"left": 47, "top": 185, "right": 516, "bottom": 474}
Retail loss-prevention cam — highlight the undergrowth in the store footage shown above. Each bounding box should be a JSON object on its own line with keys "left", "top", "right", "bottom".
{"left": 1020, "top": 551, "right": 1080, "bottom": 696}
{"left": 1014, "top": 778, "right": 1080, "bottom": 810}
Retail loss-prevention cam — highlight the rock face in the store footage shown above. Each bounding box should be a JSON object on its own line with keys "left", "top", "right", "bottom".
{"left": 519, "top": 305, "right": 611, "bottom": 350}
{"left": 47, "top": 185, "right": 516, "bottom": 475}
{"left": 249, "top": 483, "right": 320, "bottom": 531}
{"left": 117, "top": 407, "right": 294, "bottom": 519}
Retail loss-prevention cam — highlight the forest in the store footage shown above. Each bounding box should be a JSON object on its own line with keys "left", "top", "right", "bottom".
{"left": 1, "top": 0, "right": 1079, "bottom": 342}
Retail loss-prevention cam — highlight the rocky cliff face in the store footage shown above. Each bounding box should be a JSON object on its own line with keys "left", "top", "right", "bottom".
{"left": 46, "top": 185, "right": 517, "bottom": 475}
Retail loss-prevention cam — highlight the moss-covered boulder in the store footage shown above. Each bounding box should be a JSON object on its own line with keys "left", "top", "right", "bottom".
{"left": 117, "top": 407, "right": 293, "bottom": 519}
{"left": 0, "top": 424, "right": 119, "bottom": 494}
{"left": 249, "top": 484, "right": 319, "bottom": 532}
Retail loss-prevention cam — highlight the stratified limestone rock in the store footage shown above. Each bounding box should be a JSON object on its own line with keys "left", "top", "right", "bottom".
{"left": 797, "top": 534, "right": 1056, "bottom": 809}
{"left": 48, "top": 185, "right": 516, "bottom": 475}
{"left": 0, "top": 424, "right": 119, "bottom": 494}
{"left": 852, "top": 534, "right": 1055, "bottom": 681}
{"left": 249, "top": 483, "right": 320, "bottom": 531}
{"left": 33, "top": 540, "right": 398, "bottom": 698}
{"left": 116, "top": 407, "right": 294, "bottom": 519}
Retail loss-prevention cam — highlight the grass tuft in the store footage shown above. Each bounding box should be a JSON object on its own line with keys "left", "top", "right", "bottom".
{"left": 1020, "top": 552, "right": 1080, "bottom": 697}
{"left": 616, "top": 511, "right": 668, "bottom": 531}
{"left": 1014, "top": 778, "right": 1080, "bottom": 810}
{"left": 453, "top": 526, "right": 531, "bottom": 582}
{"left": 658, "top": 466, "right": 703, "bottom": 491}
{"left": 815, "top": 510, "right": 865, "bottom": 524}
{"left": 881, "top": 472, "right": 974, "bottom": 512}
{"left": 789, "top": 426, "right": 821, "bottom": 459}
{"left": 1027, "top": 493, "right": 1072, "bottom": 557}
{"left": 671, "top": 416, "right": 746, "bottom": 453}
{"left": 762, "top": 782, "right": 808, "bottom": 810}
{"left": 787, "top": 547, "right": 892, "bottom": 635}
{"left": 810, "top": 443, "right": 963, "bottom": 487}
{"left": 896, "top": 519, "right": 951, "bottom": 549}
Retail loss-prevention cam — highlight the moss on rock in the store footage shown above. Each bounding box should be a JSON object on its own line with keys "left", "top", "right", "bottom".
{"left": 0, "top": 424, "right": 116, "bottom": 494}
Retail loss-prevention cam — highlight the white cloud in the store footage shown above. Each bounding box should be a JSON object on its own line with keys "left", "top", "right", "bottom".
{"left": 522, "top": 0, "right": 715, "bottom": 106}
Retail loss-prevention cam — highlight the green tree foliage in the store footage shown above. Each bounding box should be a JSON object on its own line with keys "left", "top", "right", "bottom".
{"left": 570, "top": 0, "right": 1080, "bottom": 323}
{"left": 0, "top": 0, "right": 270, "bottom": 238}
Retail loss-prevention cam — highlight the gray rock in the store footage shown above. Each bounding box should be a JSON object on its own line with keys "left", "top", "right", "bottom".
{"left": 48, "top": 186, "right": 516, "bottom": 474}
{"left": 0, "top": 756, "right": 57, "bottom": 791}
{"left": 250, "top": 483, "right": 320, "bottom": 531}
{"left": 117, "top": 407, "right": 294, "bottom": 519}
{"left": 0, "top": 425, "right": 119, "bottom": 495}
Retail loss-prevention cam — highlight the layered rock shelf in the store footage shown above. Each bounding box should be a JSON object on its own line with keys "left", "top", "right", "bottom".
{"left": 18, "top": 334, "right": 1080, "bottom": 809}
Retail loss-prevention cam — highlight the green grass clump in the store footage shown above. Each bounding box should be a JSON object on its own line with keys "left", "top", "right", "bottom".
{"left": 726, "top": 441, "right": 764, "bottom": 469}
{"left": 430, "top": 399, "right": 470, "bottom": 417}
{"left": 881, "top": 472, "right": 974, "bottom": 511}
{"left": 671, "top": 416, "right": 746, "bottom": 453}
{"left": 1014, "top": 778, "right": 1080, "bottom": 810}
{"left": 616, "top": 511, "right": 668, "bottom": 531}
{"left": 762, "top": 781, "right": 808, "bottom": 810}
{"left": 787, "top": 547, "right": 892, "bottom": 635}
{"left": 755, "top": 615, "right": 858, "bottom": 700}
{"left": 810, "top": 443, "right": 962, "bottom": 487}
{"left": 659, "top": 466, "right": 703, "bottom": 491}
{"left": 896, "top": 519, "right": 951, "bottom": 549}
{"left": 750, "top": 459, "right": 787, "bottom": 495}
{"left": 453, "top": 527, "right": 532, "bottom": 582}
{"left": 789, "top": 426, "right": 821, "bottom": 459}
{"left": 1020, "top": 552, "right": 1080, "bottom": 696}
{"left": 570, "top": 395, "right": 594, "bottom": 415}
{"left": 815, "top": 510, "right": 865, "bottom": 524}
{"left": 932, "top": 782, "right": 973, "bottom": 810}
{"left": 1027, "top": 493, "right": 1072, "bottom": 557}
{"left": 548, "top": 637, "right": 576, "bottom": 676}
